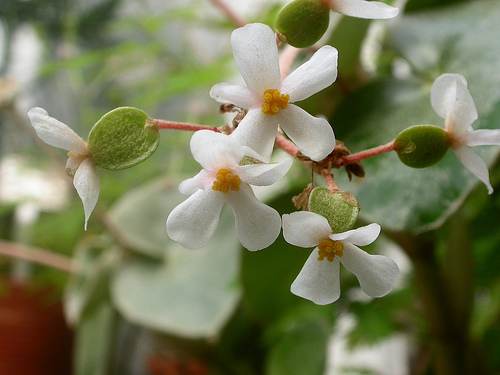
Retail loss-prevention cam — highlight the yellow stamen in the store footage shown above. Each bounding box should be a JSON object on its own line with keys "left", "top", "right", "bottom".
{"left": 261, "top": 89, "right": 289, "bottom": 116}
{"left": 317, "top": 239, "right": 344, "bottom": 262}
{"left": 212, "top": 169, "right": 242, "bottom": 193}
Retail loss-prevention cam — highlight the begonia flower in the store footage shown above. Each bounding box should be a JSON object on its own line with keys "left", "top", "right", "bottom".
{"left": 327, "top": 0, "right": 399, "bottom": 19}
{"left": 28, "top": 107, "right": 99, "bottom": 230}
{"left": 282, "top": 211, "right": 399, "bottom": 305}
{"left": 210, "top": 23, "right": 337, "bottom": 163}
{"left": 167, "top": 130, "right": 292, "bottom": 251}
{"left": 431, "top": 73, "right": 500, "bottom": 194}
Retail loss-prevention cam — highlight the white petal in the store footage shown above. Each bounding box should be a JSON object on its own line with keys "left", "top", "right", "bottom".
{"left": 340, "top": 243, "right": 399, "bottom": 298}
{"left": 225, "top": 184, "right": 281, "bottom": 251}
{"left": 280, "top": 46, "right": 338, "bottom": 103}
{"left": 291, "top": 250, "right": 341, "bottom": 305}
{"left": 237, "top": 157, "right": 292, "bottom": 186}
{"left": 231, "top": 23, "right": 281, "bottom": 94}
{"left": 178, "top": 170, "right": 214, "bottom": 195}
{"left": 230, "top": 108, "right": 278, "bottom": 163}
{"left": 330, "top": 223, "right": 381, "bottom": 246}
{"left": 431, "top": 74, "right": 478, "bottom": 134}
{"left": 166, "top": 188, "right": 225, "bottom": 249}
{"left": 28, "top": 107, "right": 88, "bottom": 154}
{"left": 190, "top": 130, "right": 243, "bottom": 171}
{"left": 73, "top": 158, "right": 99, "bottom": 230}
{"left": 209, "top": 83, "right": 261, "bottom": 109}
{"left": 277, "top": 105, "right": 335, "bottom": 161}
{"left": 464, "top": 129, "right": 500, "bottom": 146}
{"left": 331, "top": 0, "right": 399, "bottom": 19}
{"left": 282, "top": 211, "right": 333, "bottom": 248}
{"left": 453, "top": 145, "right": 493, "bottom": 194}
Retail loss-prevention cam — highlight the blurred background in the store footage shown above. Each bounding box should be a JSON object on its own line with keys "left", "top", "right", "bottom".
{"left": 1, "top": 0, "right": 500, "bottom": 374}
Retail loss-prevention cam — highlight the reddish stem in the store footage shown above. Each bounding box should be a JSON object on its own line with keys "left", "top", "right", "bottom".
{"left": 321, "top": 170, "right": 340, "bottom": 193}
{"left": 149, "top": 119, "right": 220, "bottom": 133}
{"left": 209, "top": 0, "right": 246, "bottom": 27}
{"left": 335, "top": 141, "right": 395, "bottom": 167}
{"left": 275, "top": 133, "right": 299, "bottom": 155}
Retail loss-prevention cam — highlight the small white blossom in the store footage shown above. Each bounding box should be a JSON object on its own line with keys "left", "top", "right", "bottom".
{"left": 431, "top": 73, "right": 500, "bottom": 194}
{"left": 166, "top": 130, "right": 292, "bottom": 251}
{"left": 28, "top": 107, "right": 99, "bottom": 230}
{"left": 282, "top": 211, "right": 399, "bottom": 305}
{"left": 328, "top": 0, "right": 399, "bottom": 19}
{"left": 210, "top": 23, "right": 337, "bottom": 163}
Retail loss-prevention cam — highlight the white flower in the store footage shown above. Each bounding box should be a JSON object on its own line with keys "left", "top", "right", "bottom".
{"left": 282, "top": 211, "right": 399, "bottom": 305}
{"left": 328, "top": 0, "right": 399, "bottom": 19}
{"left": 28, "top": 107, "right": 99, "bottom": 230}
{"left": 210, "top": 23, "right": 337, "bottom": 163}
{"left": 166, "top": 130, "right": 292, "bottom": 251}
{"left": 431, "top": 73, "right": 500, "bottom": 194}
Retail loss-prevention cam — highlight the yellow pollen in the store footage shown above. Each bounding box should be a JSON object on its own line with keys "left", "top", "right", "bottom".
{"left": 212, "top": 169, "right": 242, "bottom": 193}
{"left": 261, "top": 89, "right": 289, "bottom": 115}
{"left": 317, "top": 239, "right": 344, "bottom": 262}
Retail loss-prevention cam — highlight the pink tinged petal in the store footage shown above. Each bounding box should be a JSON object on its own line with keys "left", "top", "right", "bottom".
{"left": 28, "top": 107, "right": 88, "bottom": 155}
{"left": 277, "top": 105, "right": 335, "bottom": 162}
{"left": 464, "top": 129, "right": 500, "bottom": 146}
{"left": 166, "top": 189, "right": 226, "bottom": 250}
{"left": 190, "top": 130, "right": 244, "bottom": 171}
{"left": 330, "top": 223, "right": 381, "bottom": 246}
{"left": 230, "top": 108, "right": 278, "bottom": 163}
{"left": 73, "top": 158, "right": 99, "bottom": 230}
{"left": 178, "top": 170, "right": 214, "bottom": 195}
{"left": 291, "top": 251, "right": 341, "bottom": 305}
{"left": 453, "top": 145, "right": 494, "bottom": 194}
{"left": 231, "top": 23, "right": 281, "bottom": 94}
{"left": 331, "top": 0, "right": 399, "bottom": 19}
{"left": 283, "top": 211, "right": 333, "bottom": 248}
{"left": 209, "top": 83, "right": 261, "bottom": 109}
{"left": 237, "top": 157, "right": 292, "bottom": 186}
{"left": 280, "top": 46, "right": 338, "bottom": 103}
{"left": 340, "top": 243, "right": 400, "bottom": 298}
{"left": 225, "top": 184, "right": 281, "bottom": 251}
{"left": 431, "top": 74, "right": 478, "bottom": 134}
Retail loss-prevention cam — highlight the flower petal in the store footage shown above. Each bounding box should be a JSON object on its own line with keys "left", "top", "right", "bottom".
{"left": 464, "top": 129, "right": 500, "bottom": 146}
{"left": 340, "top": 243, "right": 399, "bottom": 298}
{"left": 166, "top": 188, "right": 225, "bottom": 249}
{"left": 330, "top": 223, "right": 381, "bottom": 246}
{"left": 230, "top": 108, "right": 278, "bottom": 163}
{"left": 291, "top": 250, "right": 341, "bottom": 305}
{"left": 225, "top": 184, "right": 281, "bottom": 251}
{"left": 209, "top": 83, "right": 261, "bottom": 109}
{"left": 280, "top": 46, "right": 338, "bottom": 103}
{"left": 237, "top": 157, "right": 292, "bottom": 186}
{"left": 453, "top": 145, "right": 493, "bottom": 194}
{"left": 431, "top": 74, "right": 478, "bottom": 134}
{"left": 277, "top": 104, "right": 335, "bottom": 162}
{"left": 73, "top": 158, "right": 99, "bottom": 230}
{"left": 190, "top": 130, "right": 243, "bottom": 171}
{"left": 231, "top": 23, "right": 281, "bottom": 94}
{"left": 28, "top": 107, "right": 88, "bottom": 154}
{"left": 282, "top": 211, "right": 333, "bottom": 248}
{"left": 331, "top": 0, "right": 399, "bottom": 19}
{"left": 178, "top": 170, "right": 214, "bottom": 195}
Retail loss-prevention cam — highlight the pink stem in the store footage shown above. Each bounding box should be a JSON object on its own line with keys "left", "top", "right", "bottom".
{"left": 149, "top": 119, "right": 220, "bottom": 133}
{"left": 279, "top": 45, "right": 301, "bottom": 80}
{"left": 209, "top": 0, "right": 246, "bottom": 27}
{"left": 322, "top": 170, "right": 340, "bottom": 193}
{"left": 335, "top": 141, "right": 395, "bottom": 167}
{"left": 275, "top": 133, "right": 299, "bottom": 155}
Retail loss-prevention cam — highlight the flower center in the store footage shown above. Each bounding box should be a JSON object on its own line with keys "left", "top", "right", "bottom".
{"left": 317, "top": 239, "right": 344, "bottom": 262}
{"left": 261, "top": 89, "right": 289, "bottom": 115}
{"left": 212, "top": 169, "right": 242, "bottom": 193}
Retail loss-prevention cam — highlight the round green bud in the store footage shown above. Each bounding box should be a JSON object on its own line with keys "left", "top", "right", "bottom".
{"left": 88, "top": 107, "right": 159, "bottom": 171}
{"left": 276, "top": 0, "right": 330, "bottom": 48}
{"left": 394, "top": 125, "right": 450, "bottom": 169}
{"left": 309, "top": 187, "right": 360, "bottom": 233}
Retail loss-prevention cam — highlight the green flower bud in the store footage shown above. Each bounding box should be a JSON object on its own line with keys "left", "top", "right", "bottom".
{"left": 394, "top": 125, "right": 450, "bottom": 169}
{"left": 88, "top": 107, "right": 159, "bottom": 170}
{"left": 276, "top": 0, "right": 330, "bottom": 48}
{"left": 309, "top": 187, "right": 360, "bottom": 233}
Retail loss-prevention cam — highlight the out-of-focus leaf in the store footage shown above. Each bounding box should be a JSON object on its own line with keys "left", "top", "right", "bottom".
{"left": 330, "top": 0, "right": 500, "bottom": 232}
{"left": 405, "top": 0, "right": 470, "bottom": 13}
{"left": 110, "top": 186, "right": 241, "bottom": 339}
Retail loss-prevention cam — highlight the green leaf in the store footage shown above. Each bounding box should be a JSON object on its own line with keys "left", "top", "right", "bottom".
{"left": 110, "top": 202, "right": 241, "bottom": 339}
{"left": 88, "top": 107, "right": 159, "bottom": 170}
{"left": 330, "top": 0, "right": 500, "bottom": 232}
